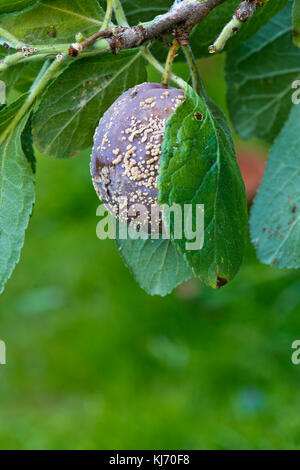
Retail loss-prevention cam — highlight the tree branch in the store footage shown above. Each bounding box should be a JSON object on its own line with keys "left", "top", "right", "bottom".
{"left": 70, "top": 0, "right": 228, "bottom": 56}
{"left": 0, "top": 0, "right": 262, "bottom": 70}
{"left": 140, "top": 45, "right": 187, "bottom": 90}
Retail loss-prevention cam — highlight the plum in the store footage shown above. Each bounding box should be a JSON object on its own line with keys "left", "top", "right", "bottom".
{"left": 90, "top": 82, "right": 184, "bottom": 231}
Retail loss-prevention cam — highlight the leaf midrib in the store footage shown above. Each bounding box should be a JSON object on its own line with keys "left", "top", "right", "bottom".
{"left": 42, "top": 2, "right": 102, "bottom": 25}
{"left": 238, "top": 77, "right": 297, "bottom": 130}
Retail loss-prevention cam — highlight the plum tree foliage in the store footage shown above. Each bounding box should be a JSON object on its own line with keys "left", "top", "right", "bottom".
{"left": 0, "top": 0, "right": 299, "bottom": 296}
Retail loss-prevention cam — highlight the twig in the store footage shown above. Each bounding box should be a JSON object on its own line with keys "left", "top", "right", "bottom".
{"left": 141, "top": 45, "right": 186, "bottom": 91}
{"left": 69, "top": 0, "right": 113, "bottom": 57}
{"left": 69, "top": 0, "right": 129, "bottom": 57}
{"left": 209, "top": 0, "right": 263, "bottom": 54}
{"left": 68, "top": 30, "right": 112, "bottom": 57}
{"left": 102, "top": 0, "right": 113, "bottom": 30}
{"left": 0, "top": 41, "right": 109, "bottom": 72}
{"left": 162, "top": 39, "right": 180, "bottom": 88}
{"left": 112, "top": 0, "right": 129, "bottom": 27}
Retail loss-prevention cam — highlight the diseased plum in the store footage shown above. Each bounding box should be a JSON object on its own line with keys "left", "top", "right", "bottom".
{"left": 90, "top": 82, "right": 184, "bottom": 231}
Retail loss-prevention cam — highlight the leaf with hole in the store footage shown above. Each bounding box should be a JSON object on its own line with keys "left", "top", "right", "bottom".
{"left": 158, "top": 85, "right": 248, "bottom": 288}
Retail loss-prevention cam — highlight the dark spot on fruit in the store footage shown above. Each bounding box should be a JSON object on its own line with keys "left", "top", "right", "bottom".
{"left": 292, "top": 204, "right": 297, "bottom": 213}
{"left": 130, "top": 89, "right": 138, "bottom": 98}
{"left": 95, "top": 158, "right": 106, "bottom": 173}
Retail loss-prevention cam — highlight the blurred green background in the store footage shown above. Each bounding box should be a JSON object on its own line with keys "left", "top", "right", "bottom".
{"left": 0, "top": 55, "right": 300, "bottom": 450}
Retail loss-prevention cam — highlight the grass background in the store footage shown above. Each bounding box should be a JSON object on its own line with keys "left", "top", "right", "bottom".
{"left": 0, "top": 56, "right": 300, "bottom": 450}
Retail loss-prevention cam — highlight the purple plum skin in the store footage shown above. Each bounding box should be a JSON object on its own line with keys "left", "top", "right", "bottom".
{"left": 90, "top": 82, "right": 184, "bottom": 229}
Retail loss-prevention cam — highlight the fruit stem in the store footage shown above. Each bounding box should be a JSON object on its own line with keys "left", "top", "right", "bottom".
{"left": 162, "top": 39, "right": 180, "bottom": 89}
{"left": 141, "top": 45, "right": 187, "bottom": 91}
{"left": 102, "top": 0, "right": 113, "bottom": 30}
{"left": 182, "top": 44, "right": 206, "bottom": 96}
{"left": 112, "top": 0, "right": 129, "bottom": 27}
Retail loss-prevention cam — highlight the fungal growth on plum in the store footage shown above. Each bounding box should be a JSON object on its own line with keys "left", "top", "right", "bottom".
{"left": 90, "top": 82, "right": 184, "bottom": 231}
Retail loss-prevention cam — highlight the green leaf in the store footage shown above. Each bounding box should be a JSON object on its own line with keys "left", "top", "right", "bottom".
{"left": 250, "top": 103, "right": 300, "bottom": 269}
{"left": 0, "top": 94, "right": 27, "bottom": 133}
{"left": 0, "top": 102, "right": 35, "bottom": 294}
{"left": 0, "top": 0, "right": 105, "bottom": 44}
{"left": 292, "top": 0, "right": 300, "bottom": 47}
{"left": 120, "top": 0, "right": 172, "bottom": 24}
{"left": 190, "top": 0, "right": 288, "bottom": 58}
{"left": 158, "top": 85, "right": 248, "bottom": 288}
{"left": 0, "top": 0, "right": 37, "bottom": 14}
{"left": 0, "top": 63, "right": 41, "bottom": 101}
{"left": 117, "top": 237, "right": 193, "bottom": 296}
{"left": 33, "top": 50, "right": 147, "bottom": 158}
{"left": 226, "top": 1, "right": 300, "bottom": 143}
